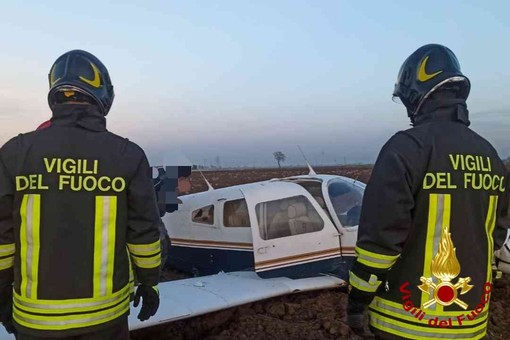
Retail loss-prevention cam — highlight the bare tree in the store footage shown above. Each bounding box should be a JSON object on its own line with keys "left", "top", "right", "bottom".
{"left": 273, "top": 151, "right": 286, "bottom": 168}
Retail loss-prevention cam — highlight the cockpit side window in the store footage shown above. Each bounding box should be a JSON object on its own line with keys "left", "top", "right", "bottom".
{"left": 223, "top": 199, "right": 250, "bottom": 228}
{"left": 255, "top": 195, "right": 324, "bottom": 240}
{"left": 192, "top": 204, "right": 215, "bottom": 225}
{"left": 328, "top": 180, "right": 363, "bottom": 227}
{"left": 295, "top": 181, "right": 327, "bottom": 209}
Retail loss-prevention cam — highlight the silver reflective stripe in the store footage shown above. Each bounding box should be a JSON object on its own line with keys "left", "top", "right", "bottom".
{"left": 0, "top": 256, "right": 14, "bottom": 270}
{"left": 421, "top": 194, "right": 448, "bottom": 309}
{"left": 131, "top": 254, "right": 161, "bottom": 268}
{"left": 94, "top": 196, "right": 117, "bottom": 297}
{"left": 99, "top": 197, "right": 110, "bottom": 297}
{"left": 13, "top": 300, "right": 129, "bottom": 329}
{"left": 430, "top": 194, "right": 445, "bottom": 310}
{"left": 355, "top": 251, "right": 397, "bottom": 267}
{"left": 486, "top": 196, "right": 498, "bottom": 282}
{"left": 349, "top": 271, "right": 380, "bottom": 293}
{"left": 354, "top": 246, "right": 399, "bottom": 270}
{"left": 126, "top": 248, "right": 134, "bottom": 282}
{"left": 371, "top": 297, "right": 488, "bottom": 322}
{"left": 127, "top": 240, "right": 160, "bottom": 255}
{"left": 370, "top": 311, "right": 487, "bottom": 339}
{"left": 13, "top": 285, "right": 130, "bottom": 312}
{"left": 0, "top": 244, "right": 15, "bottom": 256}
{"left": 126, "top": 248, "right": 135, "bottom": 294}
{"left": 25, "top": 195, "right": 34, "bottom": 298}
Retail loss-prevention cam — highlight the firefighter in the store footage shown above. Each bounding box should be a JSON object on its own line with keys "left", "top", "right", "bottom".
{"left": 347, "top": 44, "right": 509, "bottom": 339}
{"left": 0, "top": 50, "right": 161, "bottom": 339}
{"left": 152, "top": 165, "right": 192, "bottom": 272}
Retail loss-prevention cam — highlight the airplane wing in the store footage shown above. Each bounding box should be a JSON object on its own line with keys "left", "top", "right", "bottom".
{"left": 0, "top": 271, "right": 345, "bottom": 339}
{"left": 129, "top": 271, "right": 345, "bottom": 330}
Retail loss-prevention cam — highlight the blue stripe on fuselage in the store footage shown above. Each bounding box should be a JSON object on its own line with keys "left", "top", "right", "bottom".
{"left": 166, "top": 245, "right": 355, "bottom": 280}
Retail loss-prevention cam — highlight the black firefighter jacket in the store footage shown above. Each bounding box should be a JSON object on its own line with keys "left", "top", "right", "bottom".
{"left": 0, "top": 104, "right": 161, "bottom": 337}
{"left": 349, "top": 99, "right": 509, "bottom": 340}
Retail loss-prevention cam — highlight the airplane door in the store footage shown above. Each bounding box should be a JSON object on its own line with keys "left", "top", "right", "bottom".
{"left": 241, "top": 182, "right": 341, "bottom": 278}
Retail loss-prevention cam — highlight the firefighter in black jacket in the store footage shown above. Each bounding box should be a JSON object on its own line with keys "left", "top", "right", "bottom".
{"left": 0, "top": 50, "right": 161, "bottom": 338}
{"left": 347, "top": 44, "right": 509, "bottom": 339}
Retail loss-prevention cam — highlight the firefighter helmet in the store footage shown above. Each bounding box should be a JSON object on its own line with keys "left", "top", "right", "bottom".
{"left": 48, "top": 50, "right": 114, "bottom": 115}
{"left": 393, "top": 44, "right": 470, "bottom": 120}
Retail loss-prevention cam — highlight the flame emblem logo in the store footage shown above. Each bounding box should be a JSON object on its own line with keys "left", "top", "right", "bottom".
{"left": 418, "top": 225, "right": 473, "bottom": 310}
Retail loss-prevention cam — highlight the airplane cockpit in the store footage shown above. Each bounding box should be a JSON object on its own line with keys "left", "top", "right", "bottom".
{"left": 280, "top": 176, "right": 364, "bottom": 229}
{"left": 327, "top": 179, "right": 363, "bottom": 228}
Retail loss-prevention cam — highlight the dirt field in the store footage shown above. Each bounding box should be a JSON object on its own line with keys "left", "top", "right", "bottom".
{"left": 131, "top": 166, "right": 510, "bottom": 340}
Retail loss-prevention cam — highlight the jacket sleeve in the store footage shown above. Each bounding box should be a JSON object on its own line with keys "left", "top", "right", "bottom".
{"left": 0, "top": 154, "right": 15, "bottom": 291}
{"left": 493, "top": 174, "right": 510, "bottom": 251}
{"left": 349, "top": 134, "right": 423, "bottom": 304}
{"left": 126, "top": 152, "right": 161, "bottom": 287}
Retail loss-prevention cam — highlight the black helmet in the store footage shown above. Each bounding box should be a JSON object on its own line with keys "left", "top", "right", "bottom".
{"left": 48, "top": 50, "right": 114, "bottom": 115}
{"left": 393, "top": 44, "right": 470, "bottom": 121}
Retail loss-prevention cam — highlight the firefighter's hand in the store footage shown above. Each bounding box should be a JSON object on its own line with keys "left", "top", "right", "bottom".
{"left": 494, "top": 245, "right": 510, "bottom": 274}
{"left": 347, "top": 299, "right": 374, "bottom": 339}
{"left": 133, "top": 285, "right": 160, "bottom": 321}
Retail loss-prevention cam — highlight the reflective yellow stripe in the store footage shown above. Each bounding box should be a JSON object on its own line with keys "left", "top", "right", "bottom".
{"left": 0, "top": 256, "right": 14, "bottom": 270}
{"left": 93, "top": 197, "right": 103, "bottom": 297}
{"left": 370, "top": 296, "right": 488, "bottom": 325}
{"left": 370, "top": 309, "right": 488, "bottom": 339}
{"left": 131, "top": 252, "right": 161, "bottom": 269}
{"left": 435, "top": 194, "right": 451, "bottom": 313}
{"left": 31, "top": 195, "right": 41, "bottom": 300}
{"left": 355, "top": 246, "right": 399, "bottom": 269}
{"left": 126, "top": 247, "right": 135, "bottom": 294}
{"left": 13, "top": 284, "right": 130, "bottom": 314}
{"left": 19, "top": 194, "right": 41, "bottom": 299}
{"left": 20, "top": 195, "right": 28, "bottom": 297}
{"left": 485, "top": 196, "right": 498, "bottom": 282}
{"left": 421, "top": 194, "right": 451, "bottom": 309}
{"left": 106, "top": 197, "right": 117, "bottom": 295}
{"left": 13, "top": 298, "right": 129, "bottom": 331}
{"left": 349, "top": 271, "right": 381, "bottom": 293}
{"left": 127, "top": 240, "right": 161, "bottom": 256}
{"left": 0, "top": 244, "right": 15, "bottom": 256}
{"left": 93, "top": 196, "right": 117, "bottom": 297}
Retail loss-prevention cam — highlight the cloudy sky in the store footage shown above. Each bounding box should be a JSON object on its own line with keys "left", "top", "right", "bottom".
{"left": 1, "top": 1, "right": 509, "bottom": 167}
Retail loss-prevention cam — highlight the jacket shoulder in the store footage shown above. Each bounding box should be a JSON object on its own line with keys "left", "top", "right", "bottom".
{"left": 465, "top": 127, "right": 504, "bottom": 160}
{"left": 381, "top": 129, "right": 426, "bottom": 157}
{"left": 0, "top": 132, "right": 35, "bottom": 161}
{"left": 104, "top": 131, "right": 147, "bottom": 160}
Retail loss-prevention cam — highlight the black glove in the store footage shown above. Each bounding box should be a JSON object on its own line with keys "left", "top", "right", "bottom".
{"left": 347, "top": 297, "right": 374, "bottom": 339}
{"left": 0, "top": 287, "right": 16, "bottom": 335}
{"left": 133, "top": 285, "right": 160, "bottom": 321}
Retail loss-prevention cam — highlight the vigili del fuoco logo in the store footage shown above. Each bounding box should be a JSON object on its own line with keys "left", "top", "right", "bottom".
{"left": 418, "top": 224, "right": 473, "bottom": 309}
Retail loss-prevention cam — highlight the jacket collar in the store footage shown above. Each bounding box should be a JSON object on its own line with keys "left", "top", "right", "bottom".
{"left": 50, "top": 104, "right": 107, "bottom": 132}
{"left": 414, "top": 98, "right": 470, "bottom": 127}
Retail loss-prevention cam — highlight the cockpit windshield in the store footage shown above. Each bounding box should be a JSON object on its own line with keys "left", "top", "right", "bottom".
{"left": 327, "top": 179, "right": 364, "bottom": 227}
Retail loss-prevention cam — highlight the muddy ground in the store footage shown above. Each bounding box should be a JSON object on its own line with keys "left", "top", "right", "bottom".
{"left": 131, "top": 166, "right": 510, "bottom": 340}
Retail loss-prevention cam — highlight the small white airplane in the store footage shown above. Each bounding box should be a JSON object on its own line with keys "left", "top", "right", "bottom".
{"left": 164, "top": 169, "right": 365, "bottom": 281}
{"left": 128, "top": 167, "right": 365, "bottom": 332}
{"left": 0, "top": 167, "right": 366, "bottom": 338}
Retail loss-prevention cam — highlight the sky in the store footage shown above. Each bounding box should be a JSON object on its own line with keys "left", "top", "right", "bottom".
{"left": 1, "top": 0, "right": 509, "bottom": 167}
